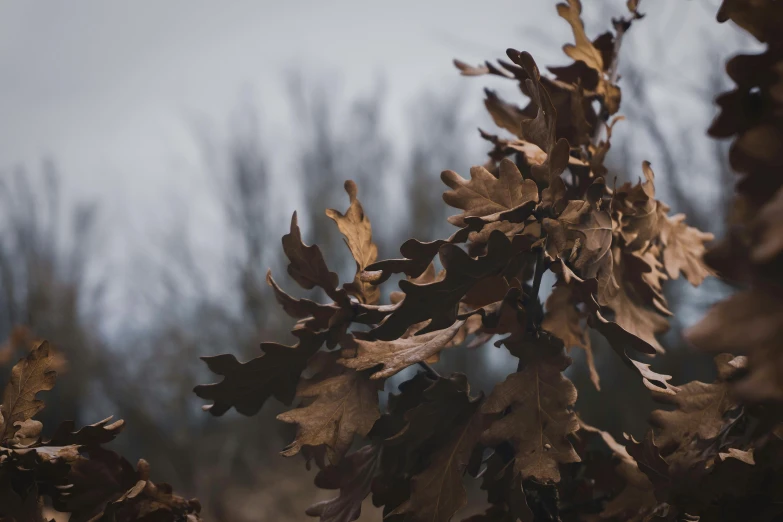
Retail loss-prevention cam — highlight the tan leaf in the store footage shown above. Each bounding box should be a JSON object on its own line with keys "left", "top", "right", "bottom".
{"left": 326, "top": 180, "right": 380, "bottom": 305}
{"left": 686, "top": 289, "right": 783, "bottom": 401}
{"left": 278, "top": 355, "right": 381, "bottom": 464}
{"left": 649, "top": 354, "right": 743, "bottom": 452}
{"left": 604, "top": 254, "right": 669, "bottom": 354}
{"left": 339, "top": 320, "right": 465, "bottom": 380}
{"left": 1, "top": 340, "right": 57, "bottom": 442}
{"left": 659, "top": 211, "right": 714, "bottom": 286}
{"left": 718, "top": 448, "right": 755, "bottom": 465}
{"left": 556, "top": 0, "right": 605, "bottom": 72}
{"left": 441, "top": 159, "right": 539, "bottom": 228}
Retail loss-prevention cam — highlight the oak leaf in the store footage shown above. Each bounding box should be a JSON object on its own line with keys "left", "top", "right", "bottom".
{"left": 0, "top": 341, "right": 57, "bottom": 442}
{"left": 481, "top": 347, "right": 579, "bottom": 482}
{"left": 441, "top": 159, "right": 539, "bottom": 228}
{"left": 659, "top": 211, "right": 714, "bottom": 287}
{"left": 649, "top": 354, "right": 744, "bottom": 452}
{"left": 306, "top": 445, "right": 381, "bottom": 522}
{"left": 278, "top": 355, "right": 381, "bottom": 464}
{"left": 326, "top": 180, "right": 380, "bottom": 305}
{"left": 339, "top": 320, "right": 465, "bottom": 380}
{"left": 370, "top": 231, "right": 512, "bottom": 341}
{"left": 283, "top": 212, "right": 345, "bottom": 303}
{"left": 194, "top": 327, "right": 326, "bottom": 415}
{"left": 390, "top": 404, "right": 483, "bottom": 522}
{"left": 541, "top": 284, "right": 598, "bottom": 389}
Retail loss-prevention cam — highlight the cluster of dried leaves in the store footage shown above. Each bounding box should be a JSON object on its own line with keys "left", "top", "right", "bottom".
{"left": 195, "top": 0, "right": 783, "bottom": 521}
{"left": 0, "top": 339, "right": 202, "bottom": 522}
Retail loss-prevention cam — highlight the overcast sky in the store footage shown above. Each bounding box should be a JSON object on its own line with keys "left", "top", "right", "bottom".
{"left": 0, "top": 0, "right": 744, "bottom": 331}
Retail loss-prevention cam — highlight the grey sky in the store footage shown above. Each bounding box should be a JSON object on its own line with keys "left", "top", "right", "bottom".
{"left": 0, "top": 0, "right": 744, "bottom": 331}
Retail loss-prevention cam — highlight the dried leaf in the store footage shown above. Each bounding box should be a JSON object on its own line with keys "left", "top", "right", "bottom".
{"left": 441, "top": 159, "right": 539, "bottom": 228}
{"left": 541, "top": 284, "right": 598, "bottom": 389}
{"left": 326, "top": 180, "right": 380, "bottom": 305}
{"left": 283, "top": 212, "right": 344, "bottom": 302}
{"left": 659, "top": 212, "right": 714, "bottom": 286}
{"left": 340, "top": 321, "right": 465, "bottom": 380}
{"left": 649, "top": 355, "right": 743, "bottom": 452}
{"left": 307, "top": 445, "right": 381, "bottom": 522}
{"left": 370, "top": 231, "right": 512, "bottom": 341}
{"left": 390, "top": 405, "right": 483, "bottom": 522}
{"left": 194, "top": 328, "right": 326, "bottom": 415}
{"left": 557, "top": 0, "right": 604, "bottom": 73}
{"left": 278, "top": 355, "right": 381, "bottom": 464}
{"left": 481, "top": 348, "right": 579, "bottom": 482}
{"left": 1, "top": 341, "right": 57, "bottom": 442}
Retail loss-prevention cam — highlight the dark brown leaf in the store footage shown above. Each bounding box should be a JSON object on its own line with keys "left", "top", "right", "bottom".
{"left": 194, "top": 328, "right": 326, "bottom": 415}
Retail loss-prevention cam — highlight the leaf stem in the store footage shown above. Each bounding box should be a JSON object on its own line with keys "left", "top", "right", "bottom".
{"left": 417, "top": 361, "right": 441, "bottom": 379}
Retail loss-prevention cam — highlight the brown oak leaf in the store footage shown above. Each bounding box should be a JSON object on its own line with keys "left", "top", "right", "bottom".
{"left": 283, "top": 212, "right": 346, "bottom": 303}
{"left": 390, "top": 404, "right": 483, "bottom": 522}
{"left": 370, "top": 231, "right": 513, "bottom": 341}
{"left": 339, "top": 320, "right": 465, "bottom": 380}
{"left": 306, "top": 445, "right": 382, "bottom": 522}
{"left": 326, "top": 180, "right": 380, "bottom": 305}
{"left": 194, "top": 327, "right": 327, "bottom": 415}
{"left": 541, "top": 284, "right": 598, "bottom": 389}
{"left": 0, "top": 341, "right": 57, "bottom": 442}
{"left": 659, "top": 210, "right": 714, "bottom": 287}
{"left": 441, "top": 159, "right": 539, "bottom": 228}
{"left": 278, "top": 354, "right": 381, "bottom": 464}
{"left": 481, "top": 348, "right": 580, "bottom": 482}
{"left": 649, "top": 354, "right": 744, "bottom": 453}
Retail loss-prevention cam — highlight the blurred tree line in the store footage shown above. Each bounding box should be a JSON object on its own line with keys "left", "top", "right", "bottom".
{"left": 0, "top": 15, "right": 744, "bottom": 520}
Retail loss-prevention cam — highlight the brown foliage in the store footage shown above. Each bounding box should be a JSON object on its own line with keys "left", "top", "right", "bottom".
{"left": 0, "top": 339, "right": 201, "bottom": 522}
{"left": 190, "top": 0, "right": 783, "bottom": 520}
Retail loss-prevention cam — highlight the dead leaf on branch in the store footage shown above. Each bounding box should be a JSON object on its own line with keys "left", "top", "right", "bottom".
{"left": 0, "top": 341, "right": 57, "bottom": 442}
{"left": 686, "top": 288, "right": 783, "bottom": 402}
{"left": 441, "top": 159, "right": 539, "bottom": 228}
{"left": 339, "top": 320, "right": 465, "bottom": 380}
{"left": 481, "top": 344, "right": 580, "bottom": 482}
{"left": 603, "top": 251, "right": 670, "bottom": 355}
{"left": 390, "top": 403, "right": 483, "bottom": 522}
{"left": 370, "top": 231, "right": 514, "bottom": 341}
{"left": 541, "top": 284, "right": 598, "bottom": 389}
{"left": 306, "top": 445, "right": 382, "bottom": 522}
{"left": 267, "top": 270, "right": 340, "bottom": 330}
{"left": 326, "top": 180, "right": 380, "bottom": 305}
{"left": 378, "top": 374, "right": 485, "bottom": 522}
{"left": 659, "top": 210, "right": 715, "bottom": 287}
{"left": 283, "top": 211, "right": 347, "bottom": 304}
{"left": 278, "top": 353, "right": 381, "bottom": 465}
{"left": 649, "top": 354, "right": 745, "bottom": 453}
{"left": 194, "top": 327, "right": 327, "bottom": 415}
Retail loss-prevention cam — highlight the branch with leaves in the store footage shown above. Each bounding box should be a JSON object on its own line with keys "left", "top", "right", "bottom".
{"left": 195, "top": 1, "right": 783, "bottom": 521}
{"left": 0, "top": 340, "right": 202, "bottom": 522}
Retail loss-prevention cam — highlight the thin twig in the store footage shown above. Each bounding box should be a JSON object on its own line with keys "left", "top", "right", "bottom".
{"left": 417, "top": 360, "right": 441, "bottom": 379}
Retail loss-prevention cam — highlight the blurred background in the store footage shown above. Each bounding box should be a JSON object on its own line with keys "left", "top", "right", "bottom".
{"left": 0, "top": 0, "right": 760, "bottom": 520}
